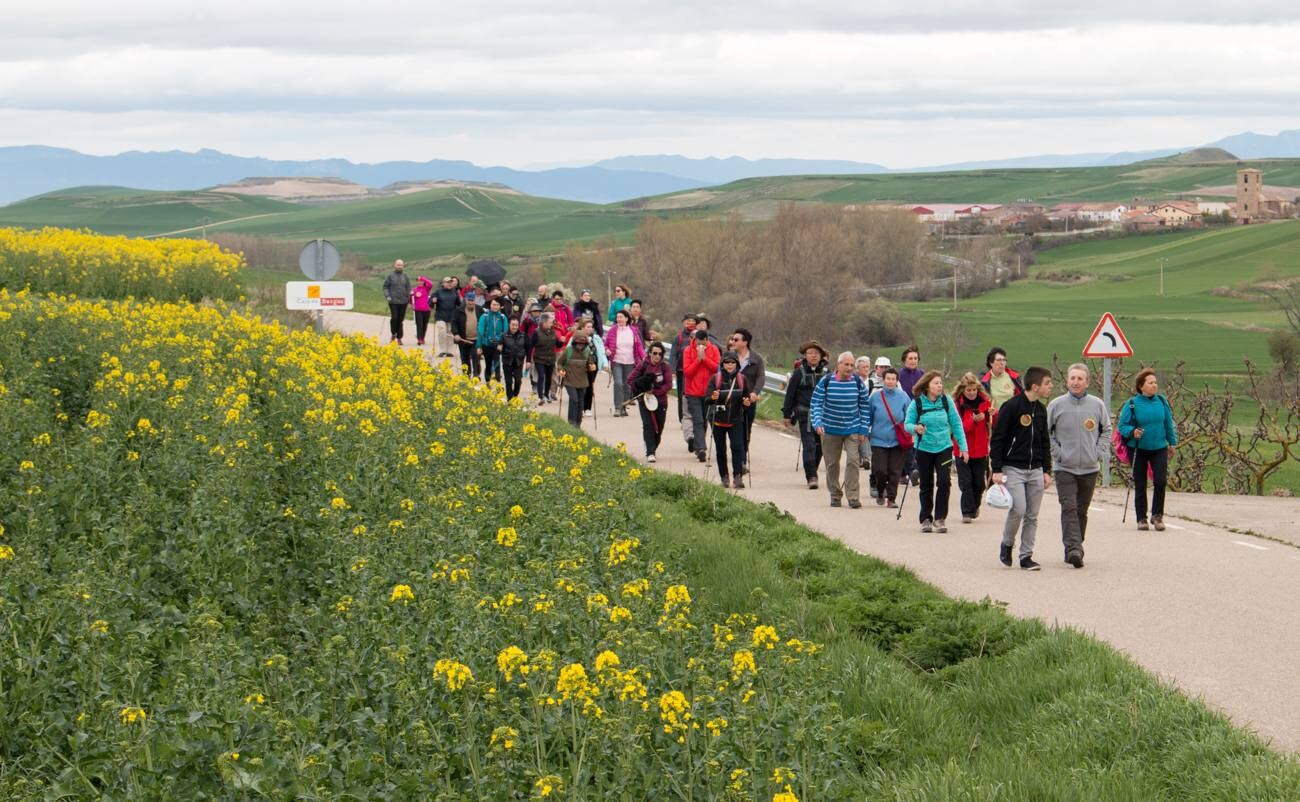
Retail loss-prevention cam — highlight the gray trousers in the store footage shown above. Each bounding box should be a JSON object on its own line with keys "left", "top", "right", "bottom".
{"left": 1000, "top": 466, "right": 1045, "bottom": 559}
{"left": 1055, "top": 470, "right": 1097, "bottom": 557}
{"left": 821, "top": 433, "right": 861, "bottom": 503}
{"left": 611, "top": 362, "right": 633, "bottom": 410}
{"left": 685, "top": 396, "right": 707, "bottom": 452}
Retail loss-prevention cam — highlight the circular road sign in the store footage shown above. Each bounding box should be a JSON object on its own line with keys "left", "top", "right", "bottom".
{"left": 298, "top": 239, "right": 342, "bottom": 281}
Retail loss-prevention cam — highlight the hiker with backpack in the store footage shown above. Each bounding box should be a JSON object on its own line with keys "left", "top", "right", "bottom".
{"left": 953, "top": 372, "right": 993, "bottom": 524}
{"left": 1048, "top": 363, "right": 1110, "bottom": 568}
{"left": 904, "top": 371, "right": 970, "bottom": 531}
{"left": 782, "top": 340, "right": 831, "bottom": 489}
{"left": 709, "top": 351, "right": 751, "bottom": 488}
{"left": 866, "top": 367, "right": 910, "bottom": 507}
{"left": 990, "top": 366, "right": 1054, "bottom": 570}
{"left": 809, "top": 351, "right": 873, "bottom": 508}
{"left": 681, "top": 319, "right": 722, "bottom": 461}
{"left": 1116, "top": 368, "right": 1178, "bottom": 531}
{"left": 557, "top": 330, "right": 599, "bottom": 428}
{"left": 980, "top": 346, "right": 1024, "bottom": 418}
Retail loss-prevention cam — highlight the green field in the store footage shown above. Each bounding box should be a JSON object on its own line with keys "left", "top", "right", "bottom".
{"left": 0, "top": 185, "right": 646, "bottom": 264}
{"left": 902, "top": 221, "right": 1300, "bottom": 379}
{"left": 640, "top": 157, "right": 1300, "bottom": 214}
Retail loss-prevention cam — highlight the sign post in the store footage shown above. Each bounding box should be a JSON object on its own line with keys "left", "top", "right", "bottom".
{"left": 297, "top": 239, "right": 343, "bottom": 333}
{"left": 1082, "top": 312, "right": 1134, "bottom": 487}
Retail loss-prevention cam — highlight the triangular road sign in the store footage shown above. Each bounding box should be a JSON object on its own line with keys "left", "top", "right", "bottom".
{"left": 1083, "top": 312, "right": 1133, "bottom": 358}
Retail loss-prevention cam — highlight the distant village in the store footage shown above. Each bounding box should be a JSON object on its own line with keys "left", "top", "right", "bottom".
{"left": 907, "top": 167, "right": 1298, "bottom": 234}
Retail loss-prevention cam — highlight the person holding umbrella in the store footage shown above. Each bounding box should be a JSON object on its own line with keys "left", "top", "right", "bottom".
{"left": 382, "top": 259, "right": 411, "bottom": 345}
{"left": 626, "top": 341, "right": 672, "bottom": 462}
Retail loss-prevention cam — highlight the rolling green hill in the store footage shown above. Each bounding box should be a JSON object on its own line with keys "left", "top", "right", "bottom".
{"left": 904, "top": 221, "right": 1300, "bottom": 379}
{"left": 0, "top": 187, "right": 298, "bottom": 237}
{"left": 0, "top": 185, "right": 646, "bottom": 263}
{"left": 634, "top": 158, "right": 1300, "bottom": 215}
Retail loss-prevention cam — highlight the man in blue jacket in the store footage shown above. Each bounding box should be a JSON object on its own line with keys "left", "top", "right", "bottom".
{"left": 810, "top": 351, "right": 872, "bottom": 508}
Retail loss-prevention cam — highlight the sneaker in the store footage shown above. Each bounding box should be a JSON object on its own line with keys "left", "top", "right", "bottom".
{"left": 876, "top": 496, "right": 886, "bottom": 506}
{"left": 696, "top": 450, "right": 707, "bottom": 462}
{"left": 830, "top": 498, "right": 842, "bottom": 508}
{"left": 848, "top": 499, "right": 862, "bottom": 509}
{"left": 733, "top": 478, "right": 745, "bottom": 489}
{"left": 807, "top": 479, "right": 818, "bottom": 490}
{"left": 647, "top": 454, "right": 656, "bottom": 463}
{"left": 687, "top": 437, "right": 695, "bottom": 452}
{"left": 720, "top": 476, "right": 731, "bottom": 487}
{"left": 738, "top": 463, "right": 749, "bottom": 476}
{"left": 1066, "top": 550, "right": 1084, "bottom": 568}
{"left": 1137, "top": 519, "right": 1149, "bottom": 531}
{"left": 1019, "top": 557, "right": 1041, "bottom": 571}
{"left": 999, "top": 544, "right": 1013, "bottom": 567}
{"left": 416, "top": 339, "right": 425, "bottom": 345}
{"left": 584, "top": 410, "right": 593, "bottom": 417}
{"left": 935, "top": 519, "right": 947, "bottom": 533}
{"left": 1153, "top": 515, "right": 1166, "bottom": 531}
{"left": 961, "top": 516, "right": 973, "bottom": 524}
{"left": 886, "top": 500, "right": 897, "bottom": 508}
{"left": 920, "top": 520, "right": 933, "bottom": 533}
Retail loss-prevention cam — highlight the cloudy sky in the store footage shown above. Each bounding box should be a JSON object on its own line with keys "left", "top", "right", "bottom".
{"left": 4, "top": 1, "right": 1300, "bottom": 168}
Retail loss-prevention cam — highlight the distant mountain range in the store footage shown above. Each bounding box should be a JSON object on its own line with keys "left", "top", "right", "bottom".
{"left": 2, "top": 130, "right": 1299, "bottom": 206}
{"left": 0, "top": 146, "right": 708, "bottom": 206}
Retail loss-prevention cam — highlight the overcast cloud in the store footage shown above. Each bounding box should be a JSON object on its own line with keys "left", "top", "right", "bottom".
{"left": 3, "top": 1, "right": 1299, "bottom": 167}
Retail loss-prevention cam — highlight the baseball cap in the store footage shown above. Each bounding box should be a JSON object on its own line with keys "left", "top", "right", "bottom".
{"left": 875, "top": 356, "right": 891, "bottom": 367}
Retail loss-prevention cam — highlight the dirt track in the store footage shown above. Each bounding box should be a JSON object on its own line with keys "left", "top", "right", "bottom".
{"left": 325, "top": 310, "right": 1300, "bottom": 753}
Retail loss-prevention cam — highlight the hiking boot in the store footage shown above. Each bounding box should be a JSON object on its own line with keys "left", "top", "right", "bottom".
{"left": 1020, "top": 557, "right": 1041, "bottom": 571}
{"left": 1137, "top": 519, "right": 1149, "bottom": 531}
{"left": 886, "top": 500, "right": 897, "bottom": 508}
{"left": 935, "top": 519, "right": 948, "bottom": 533}
{"left": 876, "top": 496, "right": 886, "bottom": 506}
{"left": 920, "top": 519, "right": 933, "bottom": 533}
{"left": 848, "top": 499, "right": 862, "bottom": 509}
{"left": 733, "top": 477, "right": 745, "bottom": 489}
{"left": 696, "top": 450, "right": 707, "bottom": 462}
{"left": 1066, "top": 550, "right": 1084, "bottom": 569}
{"left": 646, "top": 454, "right": 656, "bottom": 463}
{"left": 999, "top": 544, "right": 1013, "bottom": 567}
{"left": 830, "top": 498, "right": 842, "bottom": 508}
{"left": 1153, "top": 515, "right": 1166, "bottom": 531}
{"left": 720, "top": 476, "right": 731, "bottom": 487}
{"left": 687, "top": 437, "right": 695, "bottom": 452}
{"left": 807, "top": 479, "right": 818, "bottom": 490}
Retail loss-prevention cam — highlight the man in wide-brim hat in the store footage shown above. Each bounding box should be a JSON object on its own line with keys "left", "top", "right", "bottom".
{"left": 782, "top": 339, "right": 832, "bottom": 489}
{"left": 798, "top": 340, "right": 830, "bottom": 362}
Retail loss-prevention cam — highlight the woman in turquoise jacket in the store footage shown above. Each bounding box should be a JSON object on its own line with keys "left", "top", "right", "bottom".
{"left": 904, "top": 371, "right": 970, "bottom": 533}
{"left": 1117, "top": 368, "right": 1178, "bottom": 531}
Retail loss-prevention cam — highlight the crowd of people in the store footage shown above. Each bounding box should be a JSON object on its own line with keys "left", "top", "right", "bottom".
{"left": 382, "top": 261, "right": 1180, "bottom": 571}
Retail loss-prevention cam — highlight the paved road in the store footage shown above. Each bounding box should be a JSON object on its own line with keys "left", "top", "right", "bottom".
{"left": 323, "top": 310, "right": 1300, "bottom": 753}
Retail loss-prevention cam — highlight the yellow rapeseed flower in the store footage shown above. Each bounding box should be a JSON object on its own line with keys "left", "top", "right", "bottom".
{"left": 496, "top": 527, "right": 518, "bottom": 548}
{"left": 119, "top": 706, "right": 147, "bottom": 725}
{"left": 752, "top": 624, "right": 779, "bottom": 649}
{"left": 0, "top": 545, "right": 13, "bottom": 560}
{"left": 433, "top": 659, "right": 473, "bottom": 691}
{"left": 389, "top": 584, "right": 415, "bottom": 604}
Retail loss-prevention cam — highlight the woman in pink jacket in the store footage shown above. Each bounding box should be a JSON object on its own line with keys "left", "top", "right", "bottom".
{"left": 411, "top": 276, "right": 434, "bottom": 346}
{"left": 603, "top": 308, "right": 645, "bottom": 416}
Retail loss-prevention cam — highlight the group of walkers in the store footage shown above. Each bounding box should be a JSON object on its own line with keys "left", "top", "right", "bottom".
{"left": 381, "top": 261, "right": 1180, "bottom": 571}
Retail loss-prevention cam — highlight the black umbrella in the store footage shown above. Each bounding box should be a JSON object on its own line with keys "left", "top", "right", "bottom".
{"left": 466, "top": 259, "right": 507, "bottom": 286}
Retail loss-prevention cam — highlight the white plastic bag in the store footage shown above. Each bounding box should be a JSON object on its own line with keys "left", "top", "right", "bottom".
{"left": 984, "top": 482, "right": 1012, "bottom": 510}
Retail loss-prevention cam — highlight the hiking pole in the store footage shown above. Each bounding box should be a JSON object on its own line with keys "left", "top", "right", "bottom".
{"left": 1122, "top": 474, "right": 1131, "bottom": 523}
{"left": 896, "top": 469, "right": 921, "bottom": 521}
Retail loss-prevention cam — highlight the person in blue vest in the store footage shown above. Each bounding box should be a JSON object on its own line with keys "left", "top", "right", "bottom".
{"left": 1117, "top": 368, "right": 1178, "bottom": 531}
{"left": 809, "top": 351, "right": 872, "bottom": 508}
{"left": 476, "top": 297, "right": 508, "bottom": 383}
{"left": 904, "top": 370, "right": 970, "bottom": 533}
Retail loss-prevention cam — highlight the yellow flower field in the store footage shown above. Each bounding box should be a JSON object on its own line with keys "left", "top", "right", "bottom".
{"left": 0, "top": 288, "right": 853, "bottom": 799}
{"left": 0, "top": 226, "right": 244, "bottom": 301}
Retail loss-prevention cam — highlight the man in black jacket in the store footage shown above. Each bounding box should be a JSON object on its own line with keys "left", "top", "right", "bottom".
{"left": 433, "top": 276, "right": 461, "bottom": 358}
{"left": 728, "top": 328, "right": 766, "bottom": 446}
{"left": 989, "top": 366, "right": 1054, "bottom": 571}
{"left": 671, "top": 314, "right": 698, "bottom": 423}
{"left": 451, "top": 292, "right": 482, "bottom": 379}
{"left": 781, "top": 340, "right": 830, "bottom": 489}
{"left": 499, "top": 317, "right": 530, "bottom": 400}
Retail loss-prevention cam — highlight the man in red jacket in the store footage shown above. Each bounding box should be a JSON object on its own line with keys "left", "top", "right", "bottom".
{"left": 682, "top": 324, "right": 721, "bottom": 462}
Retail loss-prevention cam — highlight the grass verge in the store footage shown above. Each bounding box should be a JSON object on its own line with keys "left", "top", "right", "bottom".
{"left": 632, "top": 471, "right": 1300, "bottom": 800}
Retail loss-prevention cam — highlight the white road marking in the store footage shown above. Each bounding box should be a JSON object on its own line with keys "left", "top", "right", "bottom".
{"left": 1164, "top": 522, "right": 1186, "bottom": 530}
{"left": 1232, "top": 541, "right": 1269, "bottom": 551}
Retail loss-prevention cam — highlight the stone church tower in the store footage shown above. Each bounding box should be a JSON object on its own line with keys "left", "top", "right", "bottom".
{"left": 1237, "top": 167, "right": 1263, "bottom": 224}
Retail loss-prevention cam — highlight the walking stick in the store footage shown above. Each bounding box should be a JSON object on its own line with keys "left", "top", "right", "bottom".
{"left": 896, "top": 469, "right": 921, "bottom": 521}
{"left": 1121, "top": 473, "right": 1131, "bottom": 523}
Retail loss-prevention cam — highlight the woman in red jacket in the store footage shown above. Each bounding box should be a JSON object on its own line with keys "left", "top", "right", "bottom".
{"left": 953, "top": 372, "right": 993, "bottom": 523}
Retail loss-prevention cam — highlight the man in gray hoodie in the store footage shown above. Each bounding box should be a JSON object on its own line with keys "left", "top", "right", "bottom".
{"left": 1047, "top": 363, "right": 1111, "bottom": 569}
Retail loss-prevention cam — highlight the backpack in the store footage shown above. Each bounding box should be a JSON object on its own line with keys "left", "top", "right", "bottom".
{"left": 1114, "top": 395, "right": 1170, "bottom": 465}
